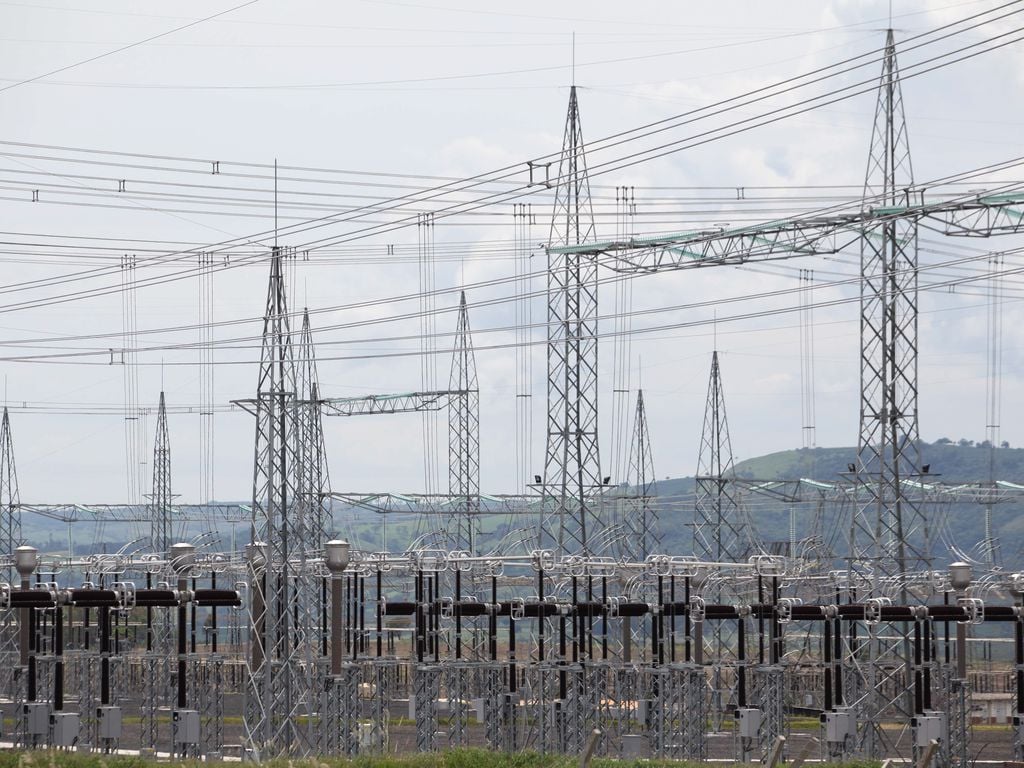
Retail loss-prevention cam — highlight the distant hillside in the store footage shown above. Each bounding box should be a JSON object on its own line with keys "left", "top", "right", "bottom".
{"left": 22, "top": 441, "right": 1024, "bottom": 566}
{"left": 652, "top": 441, "right": 1024, "bottom": 499}
{"left": 731, "top": 441, "right": 1024, "bottom": 484}
{"left": 649, "top": 440, "right": 1024, "bottom": 568}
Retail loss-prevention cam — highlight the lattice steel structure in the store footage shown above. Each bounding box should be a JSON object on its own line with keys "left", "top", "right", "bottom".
{"left": 315, "top": 295, "right": 480, "bottom": 552}
{"left": 0, "top": 406, "right": 20, "bottom": 702}
{"left": 447, "top": 291, "right": 480, "bottom": 552}
{"left": 693, "top": 351, "right": 757, "bottom": 731}
{"left": 619, "top": 389, "right": 659, "bottom": 561}
{"left": 852, "top": 28, "right": 930, "bottom": 581}
{"left": 242, "top": 246, "right": 320, "bottom": 757}
{"left": 694, "top": 351, "right": 755, "bottom": 564}
{"left": 0, "top": 407, "right": 21, "bottom": 572}
{"left": 848, "top": 33, "right": 929, "bottom": 760}
{"left": 297, "top": 308, "right": 332, "bottom": 549}
{"left": 141, "top": 391, "right": 176, "bottom": 752}
{"left": 149, "top": 391, "right": 172, "bottom": 556}
{"left": 541, "top": 85, "right": 603, "bottom": 557}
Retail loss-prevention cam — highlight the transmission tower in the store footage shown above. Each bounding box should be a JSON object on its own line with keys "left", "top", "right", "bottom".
{"left": 693, "top": 351, "right": 755, "bottom": 729}
{"left": 693, "top": 351, "right": 755, "bottom": 563}
{"left": 143, "top": 392, "right": 175, "bottom": 750}
{"left": 847, "top": 31, "right": 931, "bottom": 760}
{"left": 244, "top": 246, "right": 318, "bottom": 756}
{"left": 0, "top": 406, "right": 20, "bottom": 702}
{"left": 0, "top": 406, "right": 21, "bottom": 569}
{"left": 149, "top": 391, "right": 172, "bottom": 556}
{"left": 297, "top": 308, "right": 331, "bottom": 549}
{"left": 851, "top": 29, "right": 929, "bottom": 578}
{"left": 541, "top": 85, "right": 604, "bottom": 556}
{"left": 621, "top": 389, "right": 659, "bottom": 561}
{"left": 447, "top": 291, "right": 480, "bottom": 552}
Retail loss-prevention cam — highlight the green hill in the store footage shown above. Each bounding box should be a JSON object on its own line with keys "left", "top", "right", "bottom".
{"left": 732, "top": 440, "right": 1024, "bottom": 483}
{"left": 21, "top": 441, "right": 1024, "bottom": 568}
{"left": 648, "top": 440, "right": 1024, "bottom": 568}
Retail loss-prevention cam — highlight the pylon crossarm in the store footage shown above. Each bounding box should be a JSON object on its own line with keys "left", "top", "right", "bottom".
{"left": 547, "top": 192, "right": 1024, "bottom": 272}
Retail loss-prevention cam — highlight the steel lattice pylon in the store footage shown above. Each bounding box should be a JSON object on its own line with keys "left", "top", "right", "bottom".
{"left": 0, "top": 407, "right": 21, "bottom": 571}
{"left": 297, "top": 308, "right": 332, "bottom": 549}
{"left": 541, "top": 85, "right": 603, "bottom": 556}
{"left": 244, "top": 246, "right": 319, "bottom": 757}
{"left": 694, "top": 351, "right": 756, "bottom": 564}
{"left": 851, "top": 28, "right": 930, "bottom": 580}
{"left": 149, "top": 391, "right": 172, "bottom": 556}
{"left": 447, "top": 291, "right": 480, "bottom": 552}
{"left": 620, "top": 389, "right": 660, "bottom": 561}
{"left": 0, "top": 406, "right": 20, "bottom": 702}
{"left": 848, "top": 31, "right": 929, "bottom": 760}
{"left": 693, "top": 351, "right": 756, "bottom": 729}
{"left": 145, "top": 389, "right": 175, "bottom": 747}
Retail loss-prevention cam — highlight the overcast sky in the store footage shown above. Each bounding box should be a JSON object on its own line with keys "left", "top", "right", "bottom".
{"left": 2, "top": 0, "right": 1023, "bottom": 507}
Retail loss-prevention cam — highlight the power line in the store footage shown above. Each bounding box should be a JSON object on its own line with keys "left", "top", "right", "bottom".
{"left": 0, "top": 0, "right": 260, "bottom": 95}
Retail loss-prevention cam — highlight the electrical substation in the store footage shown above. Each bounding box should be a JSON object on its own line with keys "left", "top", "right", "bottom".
{"left": 3, "top": 9, "right": 1024, "bottom": 765}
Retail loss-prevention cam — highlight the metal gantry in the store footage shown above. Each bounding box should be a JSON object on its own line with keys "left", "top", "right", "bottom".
{"left": 315, "top": 291, "right": 481, "bottom": 553}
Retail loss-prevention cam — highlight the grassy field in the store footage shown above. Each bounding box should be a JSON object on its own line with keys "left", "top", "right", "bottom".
{"left": 0, "top": 750, "right": 885, "bottom": 768}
